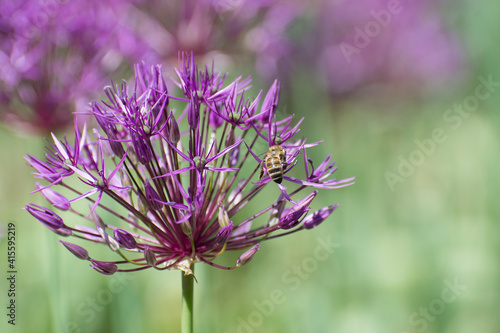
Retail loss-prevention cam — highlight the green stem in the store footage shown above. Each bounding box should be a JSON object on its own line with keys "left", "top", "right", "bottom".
{"left": 47, "top": 233, "right": 63, "bottom": 332}
{"left": 181, "top": 266, "right": 195, "bottom": 333}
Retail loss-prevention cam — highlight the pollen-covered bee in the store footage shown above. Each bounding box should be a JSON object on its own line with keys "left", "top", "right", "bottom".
{"left": 260, "top": 145, "right": 287, "bottom": 184}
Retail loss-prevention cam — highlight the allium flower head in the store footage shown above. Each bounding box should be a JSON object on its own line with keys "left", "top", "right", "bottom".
{"left": 0, "top": 0, "right": 151, "bottom": 133}
{"left": 25, "top": 53, "right": 354, "bottom": 275}
{"left": 125, "top": 0, "right": 304, "bottom": 79}
{"left": 311, "top": 0, "right": 463, "bottom": 94}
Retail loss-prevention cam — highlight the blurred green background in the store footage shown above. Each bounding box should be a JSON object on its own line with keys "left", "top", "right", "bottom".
{"left": 1, "top": 1, "right": 500, "bottom": 333}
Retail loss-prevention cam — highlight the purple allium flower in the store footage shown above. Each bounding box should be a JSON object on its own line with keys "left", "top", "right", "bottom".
{"left": 25, "top": 53, "right": 354, "bottom": 276}
{"left": 122, "top": 0, "right": 303, "bottom": 79}
{"left": 309, "top": 0, "right": 463, "bottom": 94}
{"left": 0, "top": 0, "right": 151, "bottom": 133}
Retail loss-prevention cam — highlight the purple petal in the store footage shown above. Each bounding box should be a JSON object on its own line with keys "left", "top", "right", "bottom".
{"left": 37, "top": 183, "right": 70, "bottom": 210}
{"left": 59, "top": 240, "right": 89, "bottom": 260}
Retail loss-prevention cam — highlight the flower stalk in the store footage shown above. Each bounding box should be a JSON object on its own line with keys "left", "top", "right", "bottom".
{"left": 181, "top": 267, "right": 195, "bottom": 333}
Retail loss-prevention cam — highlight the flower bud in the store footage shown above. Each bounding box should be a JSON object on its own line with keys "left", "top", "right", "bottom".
{"left": 59, "top": 240, "right": 89, "bottom": 260}
{"left": 278, "top": 191, "right": 317, "bottom": 230}
{"left": 187, "top": 102, "right": 200, "bottom": 130}
{"left": 131, "top": 132, "right": 152, "bottom": 165}
{"left": 167, "top": 115, "right": 181, "bottom": 144}
{"left": 303, "top": 205, "right": 338, "bottom": 230}
{"left": 54, "top": 228, "right": 72, "bottom": 237}
{"left": 145, "top": 181, "right": 163, "bottom": 211}
{"left": 266, "top": 196, "right": 286, "bottom": 227}
{"left": 108, "top": 136, "right": 125, "bottom": 158}
{"left": 90, "top": 259, "right": 118, "bottom": 275}
{"left": 259, "top": 80, "right": 280, "bottom": 122}
{"left": 36, "top": 183, "right": 70, "bottom": 210}
{"left": 181, "top": 221, "right": 193, "bottom": 237}
{"left": 209, "top": 110, "right": 224, "bottom": 129}
{"left": 114, "top": 229, "right": 138, "bottom": 249}
{"left": 142, "top": 124, "right": 151, "bottom": 136}
{"left": 216, "top": 221, "right": 233, "bottom": 245}
{"left": 236, "top": 244, "right": 260, "bottom": 267}
{"left": 144, "top": 245, "right": 157, "bottom": 266}
{"left": 218, "top": 205, "right": 231, "bottom": 228}
{"left": 107, "top": 237, "right": 120, "bottom": 252}
{"left": 25, "top": 204, "right": 64, "bottom": 230}
{"left": 279, "top": 209, "right": 305, "bottom": 230}
{"left": 138, "top": 194, "right": 148, "bottom": 215}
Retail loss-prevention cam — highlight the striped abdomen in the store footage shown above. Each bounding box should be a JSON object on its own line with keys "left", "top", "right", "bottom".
{"left": 266, "top": 155, "right": 283, "bottom": 183}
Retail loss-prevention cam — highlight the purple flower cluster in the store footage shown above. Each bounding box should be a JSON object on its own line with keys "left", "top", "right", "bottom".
{"left": 311, "top": 0, "right": 463, "bottom": 94}
{"left": 126, "top": 0, "right": 303, "bottom": 78}
{"left": 0, "top": 0, "right": 304, "bottom": 133}
{"left": 1, "top": 0, "right": 462, "bottom": 136}
{"left": 25, "top": 53, "right": 353, "bottom": 275}
{"left": 0, "top": 0, "right": 151, "bottom": 133}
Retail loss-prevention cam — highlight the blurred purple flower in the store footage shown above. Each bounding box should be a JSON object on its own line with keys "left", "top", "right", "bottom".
{"left": 25, "top": 53, "right": 353, "bottom": 275}
{"left": 0, "top": 0, "right": 152, "bottom": 133}
{"left": 1, "top": 0, "right": 463, "bottom": 135}
{"left": 124, "top": 0, "right": 303, "bottom": 79}
{"left": 309, "top": 0, "right": 463, "bottom": 94}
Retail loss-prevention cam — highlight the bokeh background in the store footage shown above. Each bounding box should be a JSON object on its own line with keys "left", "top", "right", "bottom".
{"left": 1, "top": 0, "right": 499, "bottom": 332}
